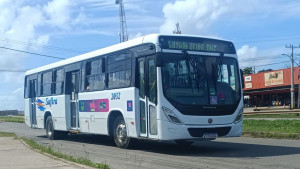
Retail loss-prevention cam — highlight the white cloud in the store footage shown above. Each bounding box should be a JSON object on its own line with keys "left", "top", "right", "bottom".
{"left": 237, "top": 45, "right": 290, "bottom": 72}
{"left": 0, "top": 87, "right": 24, "bottom": 111}
{"left": 237, "top": 45, "right": 258, "bottom": 68}
{"left": 43, "top": 0, "right": 74, "bottom": 29}
{"left": 159, "top": 0, "right": 300, "bottom": 35}
{"left": 160, "top": 0, "right": 230, "bottom": 34}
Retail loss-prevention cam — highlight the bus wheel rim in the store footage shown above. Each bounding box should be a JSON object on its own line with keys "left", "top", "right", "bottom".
{"left": 47, "top": 122, "right": 52, "bottom": 136}
{"left": 116, "top": 123, "right": 127, "bottom": 143}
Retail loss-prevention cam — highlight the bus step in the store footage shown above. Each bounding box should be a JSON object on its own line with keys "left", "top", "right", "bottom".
{"left": 69, "top": 130, "right": 80, "bottom": 134}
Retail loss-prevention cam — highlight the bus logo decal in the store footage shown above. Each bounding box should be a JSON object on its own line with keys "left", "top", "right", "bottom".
{"left": 127, "top": 100, "right": 133, "bottom": 111}
{"left": 208, "top": 118, "right": 213, "bottom": 124}
{"left": 36, "top": 99, "right": 46, "bottom": 112}
{"left": 79, "top": 99, "right": 109, "bottom": 112}
{"left": 46, "top": 97, "right": 58, "bottom": 107}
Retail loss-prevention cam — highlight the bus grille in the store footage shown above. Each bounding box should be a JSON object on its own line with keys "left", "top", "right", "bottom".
{"left": 187, "top": 127, "right": 232, "bottom": 137}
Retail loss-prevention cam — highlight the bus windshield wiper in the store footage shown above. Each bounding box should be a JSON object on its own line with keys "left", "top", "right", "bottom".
{"left": 182, "top": 50, "right": 199, "bottom": 90}
{"left": 212, "top": 53, "right": 224, "bottom": 94}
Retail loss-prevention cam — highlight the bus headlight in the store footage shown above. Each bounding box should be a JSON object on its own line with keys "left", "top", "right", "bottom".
{"left": 233, "top": 108, "right": 243, "bottom": 124}
{"left": 162, "top": 106, "right": 183, "bottom": 125}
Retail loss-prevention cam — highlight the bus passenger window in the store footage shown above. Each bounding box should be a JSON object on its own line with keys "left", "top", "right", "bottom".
{"left": 148, "top": 59, "right": 157, "bottom": 104}
{"left": 85, "top": 59, "right": 105, "bottom": 91}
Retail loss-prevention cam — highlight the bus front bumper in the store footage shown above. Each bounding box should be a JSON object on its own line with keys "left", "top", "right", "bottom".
{"left": 158, "top": 119, "right": 243, "bottom": 141}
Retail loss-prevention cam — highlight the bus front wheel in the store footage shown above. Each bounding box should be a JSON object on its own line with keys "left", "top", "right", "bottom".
{"left": 113, "top": 116, "right": 131, "bottom": 148}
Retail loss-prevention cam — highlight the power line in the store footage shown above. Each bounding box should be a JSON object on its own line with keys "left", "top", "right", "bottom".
{"left": 252, "top": 61, "right": 290, "bottom": 68}
{"left": 0, "top": 46, "right": 65, "bottom": 60}
{"left": 239, "top": 55, "right": 287, "bottom": 62}
{"left": 0, "top": 69, "right": 28, "bottom": 72}
{"left": 0, "top": 38, "right": 88, "bottom": 54}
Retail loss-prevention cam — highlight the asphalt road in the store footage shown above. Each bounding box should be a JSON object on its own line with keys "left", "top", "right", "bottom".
{"left": 0, "top": 122, "right": 299, "bottom": 169}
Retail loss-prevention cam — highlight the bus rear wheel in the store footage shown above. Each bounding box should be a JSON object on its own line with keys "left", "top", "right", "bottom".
{"left": 113, "top": 116, "right": 131, "bottom": 148}
{"left": 46, "top": 116, "right": 67, "bottom": 140}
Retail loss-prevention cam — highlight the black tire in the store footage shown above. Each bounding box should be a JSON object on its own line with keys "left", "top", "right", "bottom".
{"left": 113, "top": 116, "right": 132, "bottom": 148}
{"left": 175, "top": 140, "right": 194, "bottom": 146}
{"left": 46, "top": 116, "right": 67, "bottom": 140}
{"left": 46, "top": 116, "right": 55, "bottom": 140}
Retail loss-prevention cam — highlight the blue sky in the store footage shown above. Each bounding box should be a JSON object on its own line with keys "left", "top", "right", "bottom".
{"left": 1, "top": 0, "right": 300, "bottom": 110}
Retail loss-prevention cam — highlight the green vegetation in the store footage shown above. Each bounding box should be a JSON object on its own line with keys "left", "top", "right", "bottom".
{"left": 244, "top": 113, "right": 300, "bottom": 118}
{"left": 0, "top": 116, "right": 24, "bottom": 123}
{"left": 243, "top": 120, "right": 300, "bottom": 139}
{"left": 22, "top": 138, "right": 110, "bottom": 169}
{"left": 0, "top": 132, "right": 18, "bottom": 138}
{"left": 0, "top": 132, "right": 110, "bottom": 169}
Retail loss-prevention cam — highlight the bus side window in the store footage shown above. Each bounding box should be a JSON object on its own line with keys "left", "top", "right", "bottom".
{"left": 85, "top": 58, "right": 105, "bottom": 91}
{"left": 148, "top": 59, "right": 157, "bottom": 104}
{"left": 53, "top": 69, "right": 64, "bottom": 95}
{"left": 24, "top": 77, "right": 29, "bottom": 98}
{"left": 41, "top": 71, "right": 52, "bottom": 96}
{"left": 107, "top": 52, "right": 132, "bottom": 89}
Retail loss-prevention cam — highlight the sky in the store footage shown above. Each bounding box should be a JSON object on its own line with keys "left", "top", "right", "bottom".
{"left": 1, "top": 0, "right": 300, "bottom": 110}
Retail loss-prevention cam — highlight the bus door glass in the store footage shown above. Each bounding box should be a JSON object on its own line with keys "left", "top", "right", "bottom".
{"left": 66, "top": 70, "right": 80, "bottom": 129}
{"left": 138, "top": 56, "right": 158, "bottom": 138}
{"left": 29, "top": 79, "right": 37, "bottom": 128}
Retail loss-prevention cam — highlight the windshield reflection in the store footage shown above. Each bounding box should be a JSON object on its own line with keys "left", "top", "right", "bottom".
{"left": 162, "top": 54, "right": 241, "bottom": 106}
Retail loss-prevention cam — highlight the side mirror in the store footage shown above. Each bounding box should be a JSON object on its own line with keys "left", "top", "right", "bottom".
{"left": 240, "top": 69, "right": 245, "bottom": 89}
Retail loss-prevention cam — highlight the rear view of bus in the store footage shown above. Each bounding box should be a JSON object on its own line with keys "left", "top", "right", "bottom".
{"left": 155, "top": 35, "right": 243, "bottom": 144}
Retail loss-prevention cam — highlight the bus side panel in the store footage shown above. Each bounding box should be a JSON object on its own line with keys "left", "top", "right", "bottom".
{"left": 35, "top": 95, "right": 67, "bottom": 130}
{"left": 65, "top": 95, "right": 71, "bottom": 131}
{"left": 78, "top": 91, "right": 110, "bottom": 134}
{"left": 78, "top": 87, "right": 137, "bottom": 137}
{"left": 24, "top": 98, "right": 31, "bottom": 127}
{"left": 112, "top": 88, "right": 137, "bottom": 138}
{"left": 50, "top": 95, "right": 67, "bottom": 131}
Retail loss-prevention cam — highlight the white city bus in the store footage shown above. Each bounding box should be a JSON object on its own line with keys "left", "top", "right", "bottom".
{"left": 24, "top": 34, "right": 244, "bottom": 148}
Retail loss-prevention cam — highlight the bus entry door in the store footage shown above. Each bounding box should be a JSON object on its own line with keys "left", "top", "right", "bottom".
{"left": 29, "top": 79, "right": 37, "bottom": 128}
{"left": 66, "top": 71, "right": 80, "bottom": 130}
{"left": 138, "top": 56, "right": 158, "bottom": 138}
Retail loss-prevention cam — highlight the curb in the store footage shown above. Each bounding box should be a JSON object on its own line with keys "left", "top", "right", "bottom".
{"left": 20, "top": 138, "right": 94, "bottom": 169}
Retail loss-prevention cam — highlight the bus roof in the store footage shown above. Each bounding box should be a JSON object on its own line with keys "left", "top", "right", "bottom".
{"left": 25, "top": 34, "right": 232, "bottom": 75}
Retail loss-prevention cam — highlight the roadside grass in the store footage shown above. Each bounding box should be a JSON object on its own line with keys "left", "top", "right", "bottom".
{"left": 0, "top": 132, "right": 18, "bottom": 138}
{"left": 0, "top": 132, "right": 110, "bottom": 169}
{"left": 244, "top": 114, "right": 300, "bottom": 118}
{"left": 22, "top": 138, "right": 111, "bottom": 169}
{"left": 243, "top": 120, "right": 300, "bottom": 139}
{"left": 0, "top": 116, "right": 24, "bottom": 123}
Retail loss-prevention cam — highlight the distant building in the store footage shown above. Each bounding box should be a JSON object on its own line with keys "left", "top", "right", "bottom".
{"left": 0, "top": 110, "right": 19, "bottom": 116}
{"left": 243, "top": 67, "right": 300, "bottom": 107}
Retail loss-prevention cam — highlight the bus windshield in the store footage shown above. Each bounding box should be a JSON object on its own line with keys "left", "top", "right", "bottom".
{"left": 162, "top": 53, "right": 241, "bottom": 106}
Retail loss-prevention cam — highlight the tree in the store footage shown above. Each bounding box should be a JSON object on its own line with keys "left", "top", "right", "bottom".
{"left": 258, "top": 69, "right": 273, "bottom": 73}
{"left": 243, "top": 67, "right": 254, "bottom": 75}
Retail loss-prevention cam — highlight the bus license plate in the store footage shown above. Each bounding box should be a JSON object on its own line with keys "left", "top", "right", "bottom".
{"left": 203, "top": 133, "right": 218, "bottom": 139}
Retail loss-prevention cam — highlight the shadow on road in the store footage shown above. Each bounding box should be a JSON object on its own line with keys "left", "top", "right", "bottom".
{"left": 36, "top": 134, "right": 300, "bottom": 159}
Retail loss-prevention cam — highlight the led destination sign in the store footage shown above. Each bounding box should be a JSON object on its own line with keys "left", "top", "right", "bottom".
{"left": 159, "top": 36, "right": 236, "bottom": 54}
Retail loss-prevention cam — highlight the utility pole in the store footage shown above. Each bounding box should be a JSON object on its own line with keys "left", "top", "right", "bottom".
{"left": 115, "top": 0, "right": 128, "bottom": 42}
{"left": 298, "top": 68, "right": 300, "bottom": 109}
{"left": 286, "top": 44, "right": 300, "bottom": 109}
{"left": 173, "top": 22, "right": 182, "bottom": 34}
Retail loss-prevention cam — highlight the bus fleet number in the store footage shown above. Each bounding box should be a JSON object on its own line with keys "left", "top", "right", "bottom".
{"left": 111, "top": 92, "right": 121, "bottom": 100}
